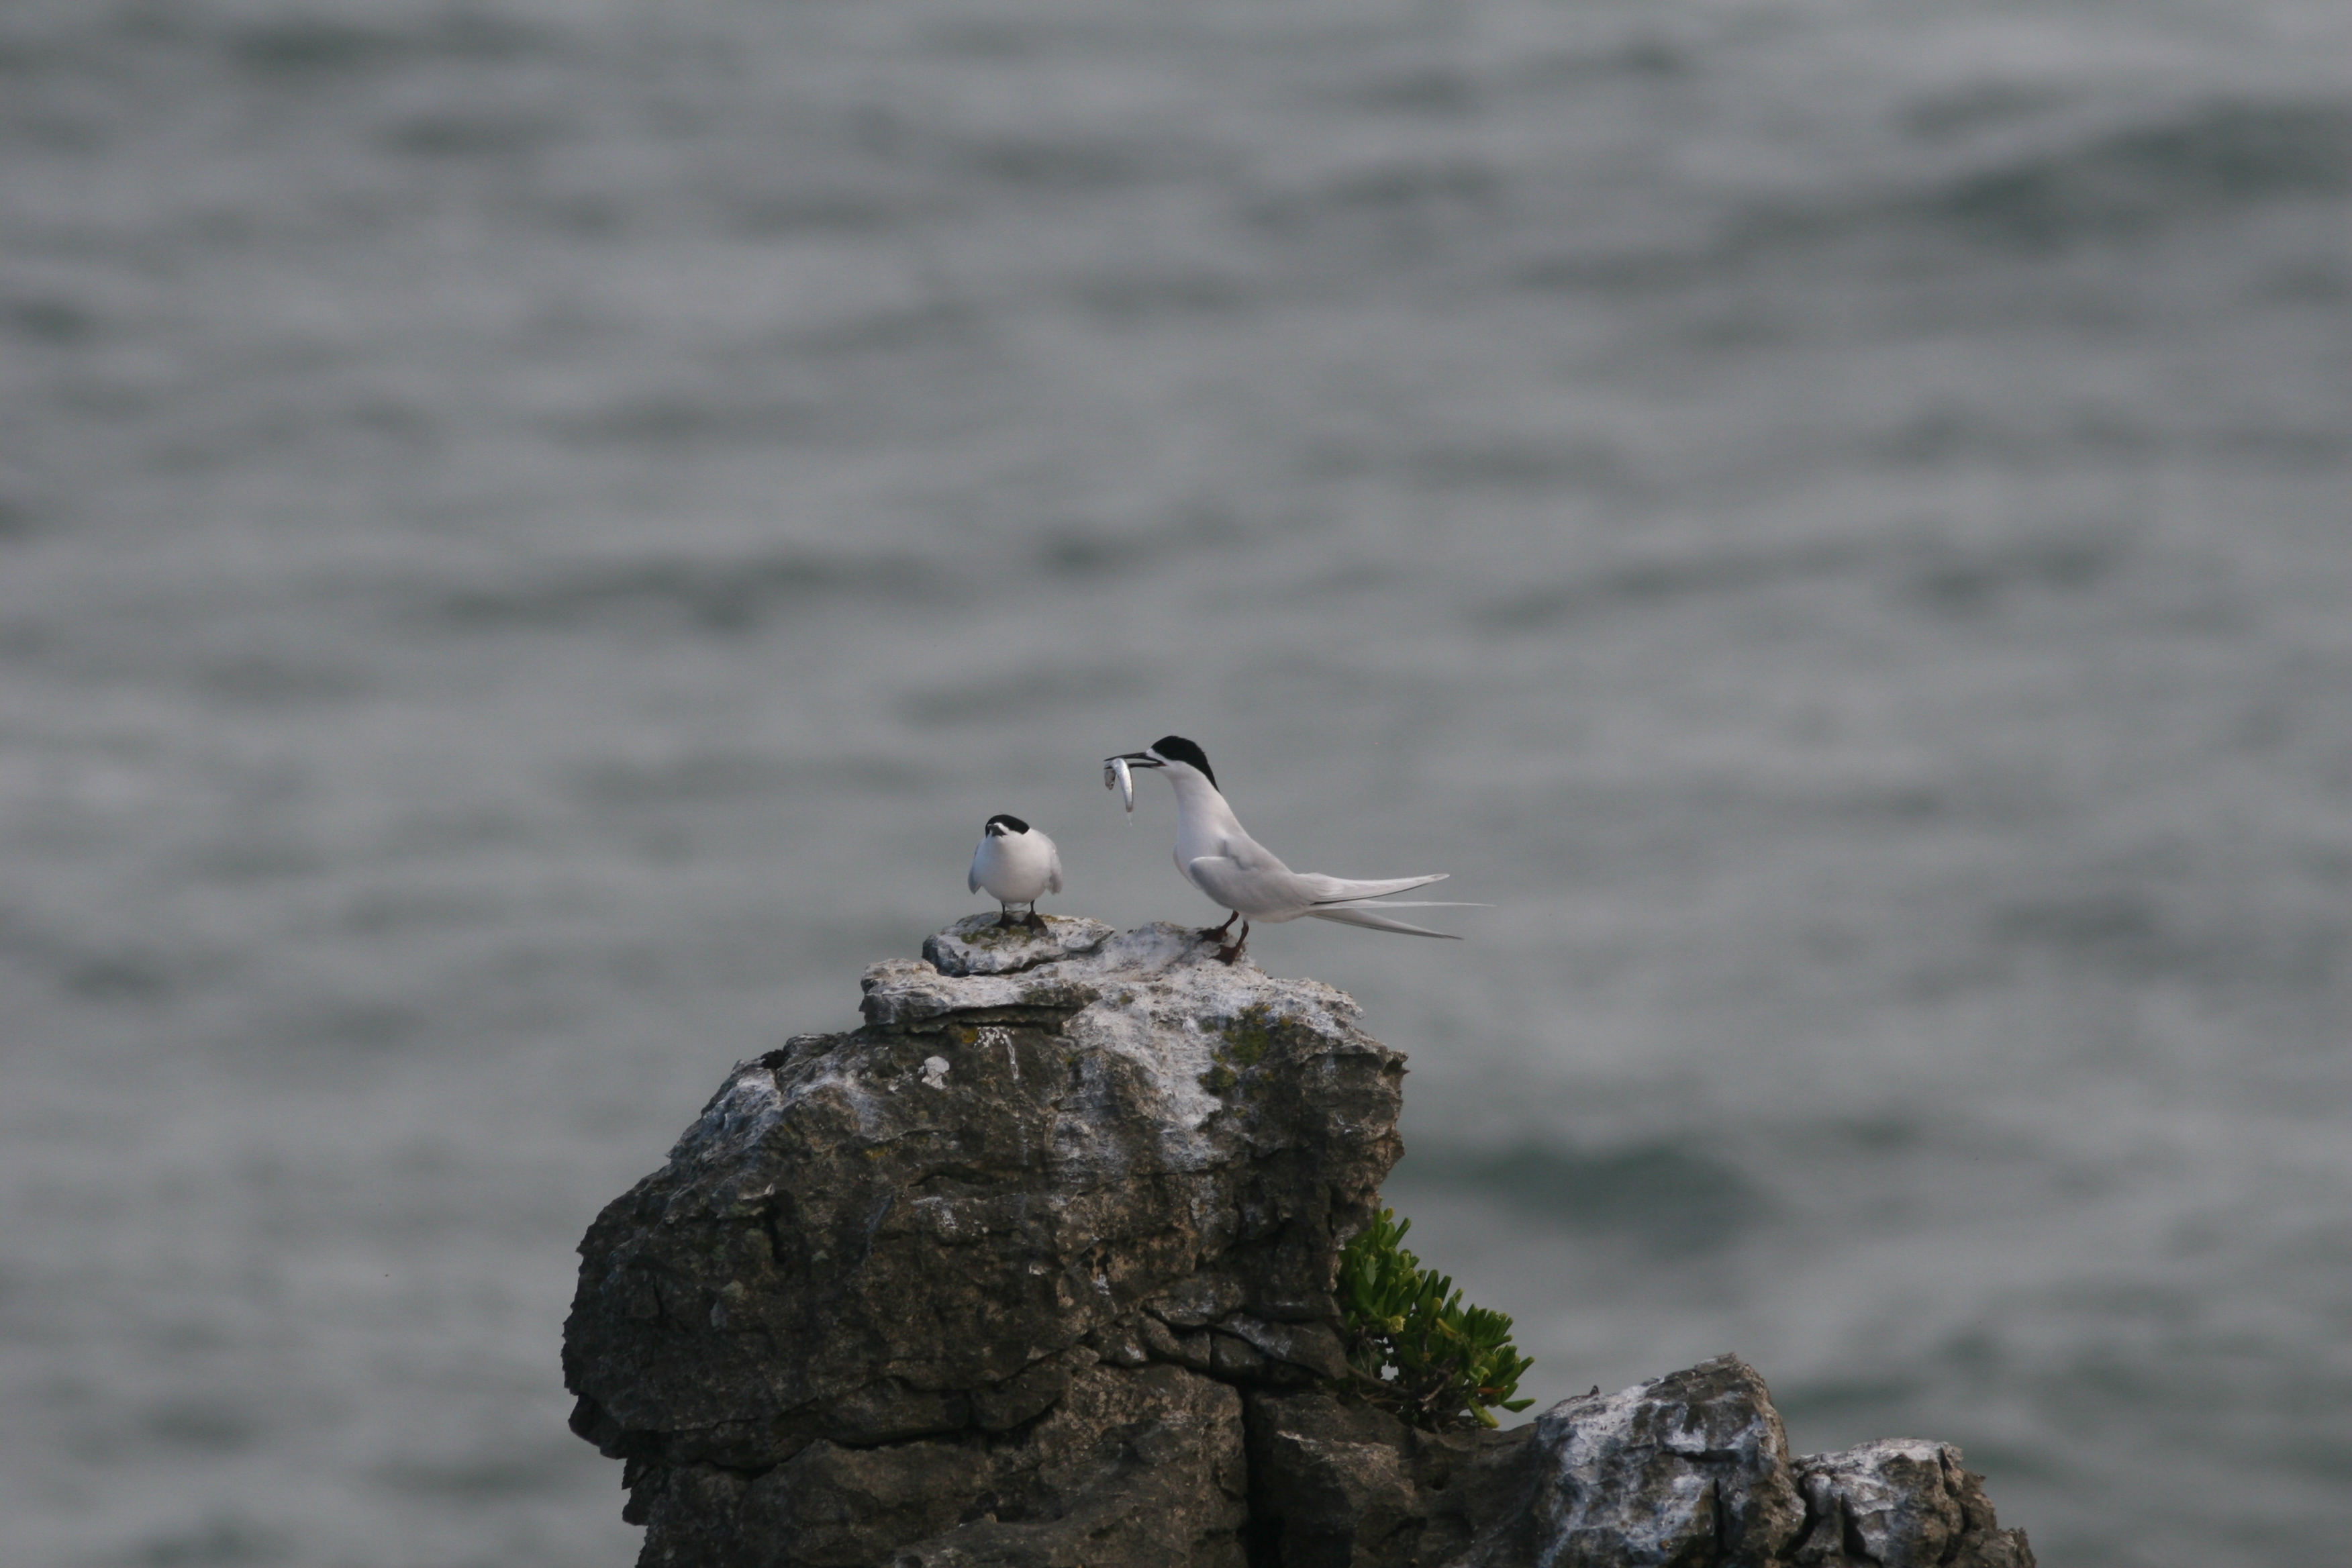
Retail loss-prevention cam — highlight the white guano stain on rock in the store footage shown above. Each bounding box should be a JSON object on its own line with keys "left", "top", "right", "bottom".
{"left": 865, "top": 919, "right": 1372, "bottom": 1171}
{"left": 1496, "top": 1355, "right": 1806, "bottom": 1568}
{"left": 1795, "top": 1438, "right": 1975, "bottom": 1567}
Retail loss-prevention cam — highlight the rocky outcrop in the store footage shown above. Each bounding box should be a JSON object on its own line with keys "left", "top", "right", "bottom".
{"left": 564, "top": 916, "right": 1397, "bottom": 1565}
{"left": 1246, "top": 1359, "right": 2035, "bottom": 1568}
{"left": 564, "top": 915, "right": 2035, "bottom": 1568}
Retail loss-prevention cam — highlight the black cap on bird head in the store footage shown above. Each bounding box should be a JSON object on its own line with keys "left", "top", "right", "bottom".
{"left": 1145, "top": 736, "right": 1214, "bottom": 789}
{"left": 984, "top": 814, "right": 1030, "bottom": 836}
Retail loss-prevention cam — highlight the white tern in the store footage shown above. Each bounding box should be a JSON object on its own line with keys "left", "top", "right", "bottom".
{"left": 969, "top": 814, "right": 1063, "bottom": 931}
{"left": 1105, "top": 736, "right": 1474, "bottom": 963}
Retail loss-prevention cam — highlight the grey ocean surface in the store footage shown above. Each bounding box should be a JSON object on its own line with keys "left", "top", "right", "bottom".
{"left": 3, "top": 0, "right": 2349, "bottom": 1563}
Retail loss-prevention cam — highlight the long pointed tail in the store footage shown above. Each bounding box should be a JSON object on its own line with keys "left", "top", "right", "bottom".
{"left": 1297, "top": 871, "right": 1449, "bottom": 903}
{"left": 1302, "top": 903, "right": 1468, "bottom": 939}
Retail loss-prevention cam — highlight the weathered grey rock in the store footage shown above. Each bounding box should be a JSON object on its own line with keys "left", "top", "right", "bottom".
{"left": 1791, "top": 1439, "right": 2037, "bottom": 1568}
{"left": 1476, "top": 1355, "right": 1809, "bottom": 1568}
{"left": 882, "top": 1362, "right": 1248, "bottom": 1568}
{"left": 565, "top": 918, "right": 1401, "bottom": 1565}
{"left": 565, "top": 918, "right": 2037, "bottom": 1568}
{"left": 923, "top": 913, "right": 1117, "bottom": 977}
{"left": 1246, "top": 1389, "right": 1536, "bottom": 1568}
{"left": 628, "top": 1362, "right": 1248, "bottom": 1568}
{"left": 1249, "top": 1360, "right": 2035, "bottom": 1568}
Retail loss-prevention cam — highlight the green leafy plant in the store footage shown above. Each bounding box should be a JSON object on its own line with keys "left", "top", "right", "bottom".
{"left": 1333, "top": 1208, "right": 1536, "bottom": 1430}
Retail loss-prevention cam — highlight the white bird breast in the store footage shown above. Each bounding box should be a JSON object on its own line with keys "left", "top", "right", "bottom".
{"left": 1104, "top": 755, "right": 1134, "bottom": 814}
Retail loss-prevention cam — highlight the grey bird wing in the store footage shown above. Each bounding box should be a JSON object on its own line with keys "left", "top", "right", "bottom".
{"left": 1046, "top": 838, "right": 1063, "bottom": 895}
{"left": 1301, "top": 903, "right": 1465, "bottom": 939}
{"left": 1294, "top": 871, "right": 1449, "bottom": 903}
{"left": 1185, "top": 854, "right": 1310, "bottom": 919}
{"left": 968, "top": 844, "right": 984, "bottom": 895}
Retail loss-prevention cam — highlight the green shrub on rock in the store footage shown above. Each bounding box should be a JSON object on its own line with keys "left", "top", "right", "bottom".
{"left": 1333, "top": 1208, "right": 1536, "bottom": 1430}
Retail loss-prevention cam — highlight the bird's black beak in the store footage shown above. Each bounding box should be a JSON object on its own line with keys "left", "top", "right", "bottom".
{"left": 1116, "top": 751, "right": 1163, "bottom": 769}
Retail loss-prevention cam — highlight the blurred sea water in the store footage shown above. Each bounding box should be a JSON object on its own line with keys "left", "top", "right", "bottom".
{"left": 1, "top": 1, "right": 2349, "bottom": 1563}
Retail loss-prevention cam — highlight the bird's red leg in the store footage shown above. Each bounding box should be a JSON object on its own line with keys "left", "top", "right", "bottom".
{"left": 1200, "top": 910, "right": 1238, "bottom": 943}
{"left": 1217, "top": 921, "right": 1251, "bottom": 965}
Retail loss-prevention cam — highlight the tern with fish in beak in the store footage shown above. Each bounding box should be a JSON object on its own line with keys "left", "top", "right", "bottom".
{"left": 969, "top": 814, "right": 1063, "bottom": 932}
{"left": 1104, "top": 736, "right": 1476, "bottom": 964}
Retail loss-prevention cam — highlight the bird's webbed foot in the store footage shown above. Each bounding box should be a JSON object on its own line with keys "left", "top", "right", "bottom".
{"left": 1215, "top": 922, "right": 1251, "bottom": 965}
{"left": 994, "top": 908, "right": 1023, "bottom": 930}
{"left": 1199, "top": 911, "right": 1240, "bottom": 942}
{"left": 1022, "top": 909, "right": 1048, "bottom": 934}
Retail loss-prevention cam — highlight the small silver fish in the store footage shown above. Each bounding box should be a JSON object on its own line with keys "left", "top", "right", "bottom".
{"left": 1103, "top": 754, "right": 1134, "bottom": 814}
